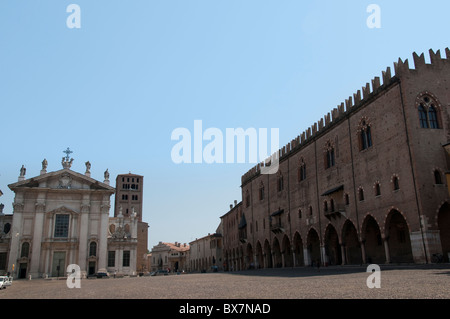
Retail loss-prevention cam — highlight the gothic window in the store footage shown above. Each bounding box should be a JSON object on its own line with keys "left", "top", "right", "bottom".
{"left": 434, "top": 170, "right": 443, "bottom": 185}
{"left": 358, "top": 118, "right": 373, "bottom": 151}
{"left": 417, "top": 94, "right": 441, "bottom": 129}
{"left": 392, "top": 175, "right": 400, "bottom": 191}
{"left": 418, "top": 105, "right": 428, "bottom": 128}
{"left": 323, "top": 201, "right": 328, "bottom": 212}
{"left": 375, "top": 182, "right": 381, "bottom": 196}
{"left": 324, "top": 141, "right": 335, "bottom": 169}
{"left": 277, "top": 172, "right": 284, "bottom": 192}
{"left": 259, "top": 182, "right": 265, "bottom": 200}
{"left": 54, "top": 214, "right": 69, "bottom": 238}
{"left": 359, "top": 188, "right": 365, "bottom": 201}
{"left": 330, "top": 199, "right": 335, "bottom": 212}
{"left": 298, "top": 209, "right": 302, "bottom": 219}
{"left": 429, "top": 106, "right": 439, "bottom": 129}
{"left": 245, "top": 190, "right": 250, "bottom": 207}
{"left": 344, "top": 193, "right": 350, "bottom": 206}
{"left": 298, "top": 158, "right": 306, "bottom": 182}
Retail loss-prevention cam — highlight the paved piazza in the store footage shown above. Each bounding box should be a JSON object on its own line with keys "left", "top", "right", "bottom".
{"left": 2, "top": 265, "right": 450, "bottom": 299}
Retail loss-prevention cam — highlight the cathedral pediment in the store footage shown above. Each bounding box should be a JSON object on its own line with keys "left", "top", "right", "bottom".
{"left": 8, "top": 168, "right": 115, "bottom": 193}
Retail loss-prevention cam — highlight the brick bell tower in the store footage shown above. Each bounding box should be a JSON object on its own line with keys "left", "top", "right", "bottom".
{"left": 114, "top": 173, "right": 149, "bottom": 273}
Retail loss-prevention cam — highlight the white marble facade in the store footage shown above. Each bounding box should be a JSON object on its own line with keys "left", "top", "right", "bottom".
{"left": 6, "top": 157, "right": 137, "bottom": 278}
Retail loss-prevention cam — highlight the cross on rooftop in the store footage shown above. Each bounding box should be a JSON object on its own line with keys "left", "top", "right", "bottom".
{"left": 63, "top": 147, "right": 73, "bottom": 161}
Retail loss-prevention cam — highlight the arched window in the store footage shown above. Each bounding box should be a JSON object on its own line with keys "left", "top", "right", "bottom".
{"left": 324, "top": 141, "right": 335, "bottom": 169}
{"left": 418, "top": 94, "right": 441, "bottom": 129}
{"left": 429, "top": 106, "right": 439, "bottom": 129}
{"left": 259, "top": 182, "right": 265, "bottom": 201}
{"left": 434, "top": 170, "right": 443, "bottom": 185}
{"left": 419, "top": 105, "right": 429, "bottom": 128}
{"left": 245, "top": 190, "right": 250, "bottom": 207}
{"left": 375, "top": 182, "right": 381, "bottom": 196}
{"left": 277, "top": 173, "right": 284, "bottom": 192}
{"left": 298, "top": 158, "right": 306, "bottom": 182}
{"left": 89, "top": 242, "right": 97, "bottom": 257}
{"left": 359, "top": 119, "right": 373, "bottom": 151}
{"left": 359, "top": 188, "right": 365, "bottom": 201}
{"left": 393, "top": 176, "right": 400, "bottom": 190}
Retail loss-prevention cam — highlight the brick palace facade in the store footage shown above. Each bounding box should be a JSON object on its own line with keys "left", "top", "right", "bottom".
{"left": 221, "top": 48, "right": 450, "bottom": 270}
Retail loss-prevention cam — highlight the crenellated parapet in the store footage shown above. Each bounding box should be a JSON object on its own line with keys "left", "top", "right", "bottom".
{"left": 241, "top": 48, "right": 450, "bottom": 186}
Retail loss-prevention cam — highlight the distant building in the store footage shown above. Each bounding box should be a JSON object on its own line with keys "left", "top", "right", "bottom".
{"left": 150, "top": 241, "right": 189, "bottom": 272}
{"left": 188, "top": 229, "right": 223, "bottom": 272}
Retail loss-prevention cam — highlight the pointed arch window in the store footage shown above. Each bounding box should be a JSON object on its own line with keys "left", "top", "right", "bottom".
{"left": 429, "top": 106, "right": 439, "bottom": 129}
{"left": 418, "top": 105, "right": 428, "bottom": 128}
{"left": 358, "top": 118, "right": 373, "bottom": 151}
{"left": 417, "top": 94, "right": 441, "bottom": 129}
{"left": 324, "top": 141, "right": 335, "bottom": 169}
{"left": 259, "top": 182, "right": 265, "bottom": 200}
{"left": 277, "top": 172, "right": 284, "bottom": 192}
{"left": 298, "top": 158, "right": 306, "bottom": 182}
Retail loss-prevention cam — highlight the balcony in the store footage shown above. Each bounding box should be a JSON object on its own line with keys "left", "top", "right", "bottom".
{"left": 324, "top": 204, "right": 347, "bottom": 220}
{"left": 270, "top": 221, "right": 285, "bottom": 234}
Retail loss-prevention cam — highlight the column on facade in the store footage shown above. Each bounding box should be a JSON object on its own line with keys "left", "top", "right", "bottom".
{"left": 340, "top": 244, "right": 346, "bottom": 265}
{"left": 29, "top": 202, "right": 45, "bottom": 278}
{"left": 97, "top": 203, "right": 109, "bottom": 272}
{"left": 292, "top": 248, "right": 296, "bottom": 268}
{"left": 360, "top": 241, "right": 367, "bottom": 264}
{"left": 78, "top": 204, "right": 90, "bottom": 275}
{"left": 303, "top": 247, "right": 310, "bottom": 266}
{"left": 383, "top": 238, "right": 391, "bottom": 263}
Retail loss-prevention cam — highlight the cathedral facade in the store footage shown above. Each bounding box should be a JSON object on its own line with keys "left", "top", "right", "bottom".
{"left": 1, "top": 155, "right": 148, "bottom": 278}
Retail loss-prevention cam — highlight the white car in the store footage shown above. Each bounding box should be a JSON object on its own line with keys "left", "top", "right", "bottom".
{"left": 0, "top": 276, "right": 13, "bottom": 289}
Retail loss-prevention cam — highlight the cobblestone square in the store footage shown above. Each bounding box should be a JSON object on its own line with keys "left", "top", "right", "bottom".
{"left": 2, "top": 265, "right": 450, "bottom": 299}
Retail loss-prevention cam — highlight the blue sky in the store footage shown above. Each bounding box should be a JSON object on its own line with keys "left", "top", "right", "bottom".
{"left": 0, "top": 0, "right": 449, "bottom": 249}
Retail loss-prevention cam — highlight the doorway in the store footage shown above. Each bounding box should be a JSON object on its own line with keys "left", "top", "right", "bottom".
{"left": 52, "top": 252, "right": 66, "bottom": 277}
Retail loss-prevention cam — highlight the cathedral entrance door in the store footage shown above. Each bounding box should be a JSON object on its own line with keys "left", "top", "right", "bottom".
{"left": 52, "top": 252, "right": 66, "bottom": 277}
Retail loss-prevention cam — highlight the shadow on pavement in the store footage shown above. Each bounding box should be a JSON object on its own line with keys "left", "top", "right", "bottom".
{"left": 221, "top": 263, "right": 450, "bottom": 278}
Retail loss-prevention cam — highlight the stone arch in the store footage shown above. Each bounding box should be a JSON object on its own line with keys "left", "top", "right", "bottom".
{"left": 293, "top": 232, "right": 304, "bottom": 267}
{"left": 437, "top": 202, "right": 450, "bottom": 262}
{"left": 281, "top": 234, "right": 293, "bottom": 267}
{"left": 324, "top": 223, "right": 341, "bottom": 266}
{"left": 246, "top": 243, "right": 254, "bottom": 269}
{"left": 342, "top": 219, "right": 362, "bottom": 265}
{"left": 272, "top": 237, "right": 282, "bottom": 268}
{"left": 264, "top": 239, "right": 272, "bottom": 268}
{"left": 255, "top": 241, "right": 264, "bottom": 269}
{"left": 385, "top": 209, "right": 413, "bottom": 263}
{"left": 307, "top": 228, "right": 321, "bottom": 266}
{"left": 361, "top": 214, "right": 385, "bottom": 264}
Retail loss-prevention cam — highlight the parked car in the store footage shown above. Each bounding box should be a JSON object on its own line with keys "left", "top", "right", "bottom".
{"left": 87, "top": 272, "right": 110, "bottom": 279}
{"left": 150, "top": 270, "right": 169, "bottom": 276}
{"left": 0, "top": 276, "right": 13, "bottom": 289}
